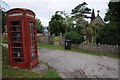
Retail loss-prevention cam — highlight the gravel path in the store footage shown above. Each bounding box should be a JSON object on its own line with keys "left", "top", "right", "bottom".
{"left": 38, "top": 48, "right": 119, "bottom": 78}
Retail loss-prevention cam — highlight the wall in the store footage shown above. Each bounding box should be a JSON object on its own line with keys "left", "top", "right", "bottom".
{"left": 37, "top": 33, "right": 49, "bottom": 44}
{"left": 72, "top": 43, "right": 119, "bottom": 53}
{"left": 37, "top": 34, "right": 119, "bottom": 53}
{"left": 37, "top": 34, "right": 65, "bottom": 45}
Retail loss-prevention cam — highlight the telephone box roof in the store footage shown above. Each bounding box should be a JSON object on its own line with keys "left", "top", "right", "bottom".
{"left": 6, "top": 8, "right": 35, "bottom": 15}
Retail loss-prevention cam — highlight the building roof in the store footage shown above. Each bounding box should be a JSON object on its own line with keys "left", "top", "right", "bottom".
{"left": 90, "top": 10, "right": 105, "bottom": 26}
{"left": 91, "top": 9, "right": 95, "bottom": 20}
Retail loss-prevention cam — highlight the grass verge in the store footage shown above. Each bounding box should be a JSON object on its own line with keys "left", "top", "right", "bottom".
{"left": 2, "top": 46, "right": 62, "bottom": 79}
{"left": 2, "top": 38, "right": 8, "bottom": 44}
{"left": 38, "top": 43, "right": 119, "bottom": 59}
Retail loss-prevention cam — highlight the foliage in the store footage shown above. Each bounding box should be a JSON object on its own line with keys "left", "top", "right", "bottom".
{"left": 49, "top": 13, "right": 67, "bottom": 36}
{"left": 54, "top": 36, "right": 61, "bottom": 42}
{"left": 52, "top": 3, "right": 91, "bottom": 44}
{"left": 65, "top": 16, "right": 74, "bottom": 32}
{"left": 75, "top": 17, "right": 88, "bottom": 34}
{"left": 2, "top": 11, "right": 6, "bottom": 34}
{"left": 55, "top": 11, "right": 75, "bottom": 32}
{"left": 71, "top": 2, "right": 91, "bottom": 18}
{"left": 81, "top": 23, "right": 104, "bottom": 43}
{"left": 36, "top": 18, "right": 43, "bottom": 33}
{"left": 81, "top": 26, "right": 93, "bottom": 43}
{"left": 64, "top": 32, "right": 71, "bottom": 40}
{"left": 104, "top": 2, "right": 120, "bottom": 22}
{"left": 97, "top": 1, "right": 120, "bottom": 45}
{"left": 96, "top": 22, "right": 120, "bottom": 45}
{"left": 65, "top": 31, "right": 84, "bottom": 44}
{"left": 48, "top": 2, "right": 91, "bottom": 39}
{"left": 71, "top": 2, "right": 91, "bottom": 35}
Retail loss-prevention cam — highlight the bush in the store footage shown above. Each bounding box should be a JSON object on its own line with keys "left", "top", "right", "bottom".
{"left": 96, "top": 22, "right": 120, "bottom": 45}
{"left": 54, "top": 36, "right": 60, "bottom": 42}
{"left": 65, "top": 31, "right": 84, "bottom": 44}
{"left": 64, "top": 32, "right": 71, "bottom": 40}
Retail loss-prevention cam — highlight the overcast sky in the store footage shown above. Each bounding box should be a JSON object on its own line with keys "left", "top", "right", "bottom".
{"left": 2, "top": 0, "right": 110, "bottom": 26}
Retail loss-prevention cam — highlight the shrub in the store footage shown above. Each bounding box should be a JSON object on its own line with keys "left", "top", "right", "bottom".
{"left": 54, "top": 36, "right": 60, "bottom": 42}
{"left": 96, "top": 22, "right": 120, "bottom": 45}
{"left": 65, "top": 31, "right": 84, "bottom": 44}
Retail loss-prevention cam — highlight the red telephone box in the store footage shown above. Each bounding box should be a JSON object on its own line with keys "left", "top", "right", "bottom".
{"left": 6, "top": 8, "right": 38, "bottom": 69}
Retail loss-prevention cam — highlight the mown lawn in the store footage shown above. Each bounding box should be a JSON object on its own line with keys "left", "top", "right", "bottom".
{"left": 2, "top": 46, "right": 62, "bottom": 79}
{"left": 38, "top": 43, "right": 119, "bottom": 59}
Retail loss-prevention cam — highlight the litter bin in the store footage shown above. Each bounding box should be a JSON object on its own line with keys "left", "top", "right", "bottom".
{"left": 65, "top": 39, "right": 71, "bottom": 49}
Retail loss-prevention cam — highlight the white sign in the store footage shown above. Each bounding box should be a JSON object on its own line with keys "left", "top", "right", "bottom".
{"left": 26, "top": 14, "right": 34, "bottom": 18}
{"left": 9, "top": 13, "right": 23, "bottom": 17}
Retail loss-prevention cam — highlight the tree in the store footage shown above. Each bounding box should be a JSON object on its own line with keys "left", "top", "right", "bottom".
{"left": 92, "top": 23, "right": 104, "bottom": 43}
{"left": 71, "top": 2, "right": 91, "bottom": 19}
{"left": 104, "top": 1, "right": 120, "bottom": 22}
{"left": 2, "top": 11, "right": 6, "bottom": 34}
{"left": 97, "top": 23, "right": 120, "bottom": 45}
{"left": 49, "top": 12, "right": 66, "bottom": 36}
{"left": 36, "top": 18, "right": 43, "bottom": 33}
{"left": 75, "top": 17, "right": 88, "bottom": 34}
{"left": 59, "top": 2, "right": 91, "bottom": 44}
{"left": 71, "top": 2, "right": 91, "bottom": 34}
{"left": 97, "top": 1, "right": 120, "bottom": 45}
{"left": 55, "top": 11, "right": 75, "bottom": 32}
{"left": 81, "top": 26, "right": 93, "bottom": 43}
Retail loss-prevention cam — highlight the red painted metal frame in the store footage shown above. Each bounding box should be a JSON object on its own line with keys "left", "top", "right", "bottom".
{"left": 6, "top": 8, "right": 38, "bottom": 69}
